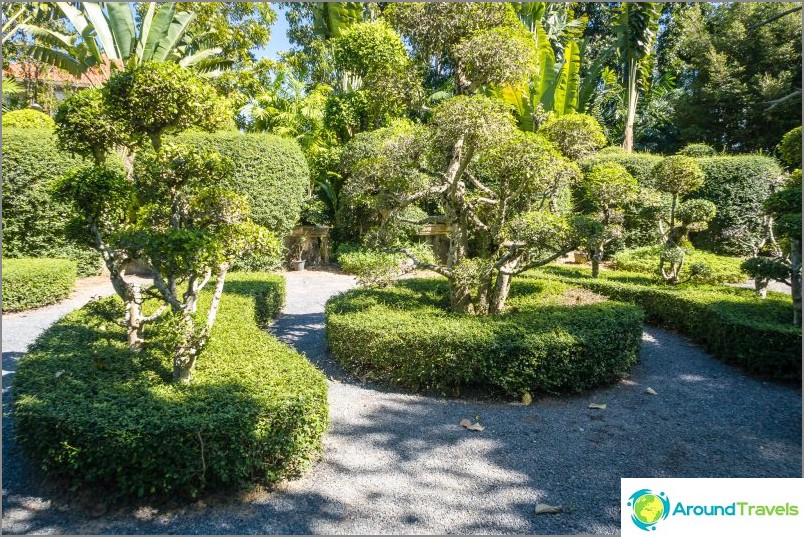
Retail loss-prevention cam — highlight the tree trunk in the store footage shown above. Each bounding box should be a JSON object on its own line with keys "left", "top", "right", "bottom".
{"left": 791, "top": 238, "right": 802, "bottom": 326}
{"left": 125, "top": 284, "right": 145, "bottom": 349}
{"left": 173, "top": 313, "right": 198, "bottom": 384}
{"left": 489, "top": 270, "right": 511, "bottom": 315}
{"left": 622, "top": 58, "right": 639, "bottom": 153}
{"left": 591, "top": 246, "right": 605, "bottom": 278}
{"left": 754, "top": 278, "right": 768, "bottom": 300}
{"left": 448, "top": 279, "right": 475, "bottom": 314}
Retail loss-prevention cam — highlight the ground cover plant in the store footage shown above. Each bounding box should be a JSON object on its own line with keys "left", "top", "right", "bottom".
{"left": 12, "top": 273, "right": 328, "bottom": 498}
{"left": 326, "top": 276, "right": 643, "bottom": 398}
{"left": 2, "top": 258, "right": 77, "bottom": 312}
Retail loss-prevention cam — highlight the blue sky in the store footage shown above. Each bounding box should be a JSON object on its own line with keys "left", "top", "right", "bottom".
{"left": 254, "top": 4, "right": 291, "bottom": 61}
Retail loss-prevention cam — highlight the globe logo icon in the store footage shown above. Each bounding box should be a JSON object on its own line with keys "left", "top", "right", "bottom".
{"left": 627, "top": 489, "right": 670, "bottom": 531}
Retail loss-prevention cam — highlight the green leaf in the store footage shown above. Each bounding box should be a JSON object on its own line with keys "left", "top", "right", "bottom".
{"left": 106, "top": 1, "right": 136, "bottom": 59}
{"left": 134, "top": 2, "right": 156, "bottom": 65}
{"left": 27, "top": 45, "right": 86, "bottom": 76}
{"left": 534, "top": 21, "right": 556, "bottom": 111}
{"left": 553, "top": 40, "right": 581, "bottom": 115}
{"left": 82, "top": 2, "right": 118, "bottom": 60}
{"left": 141, "top": 2, "right": 175, "bottom": 62}
{"left": 153, "top": 10, "right": 195, "bottom": 61}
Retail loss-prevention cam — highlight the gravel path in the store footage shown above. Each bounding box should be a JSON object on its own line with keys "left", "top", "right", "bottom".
{"left": 2, "top": 270, "right": 801, "bottom": 534}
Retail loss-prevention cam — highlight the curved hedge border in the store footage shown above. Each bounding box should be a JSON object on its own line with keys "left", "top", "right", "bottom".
{"left": 2, "top": 258, "right": 77, "bottom": 312}
{"left": 325, "top": 278, "right": 644, "bottom": 397}
{"left": 13, "top": 273, "right": 328, "bottom": 498}
{"left": 538, "top": 266, "right": 801, "bottom": 380}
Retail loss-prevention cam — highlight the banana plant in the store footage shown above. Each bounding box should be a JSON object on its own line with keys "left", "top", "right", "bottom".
{"left": 493, "top": 22, "right": 585, "bottom": 131}
{"left": 19, "top": 2, "right": 230, "bottom": 81}
{"left": 311, "top": 2, "right": 364, "bottom": 40}
{"left": 614, "top": 1, "right": 661, "bottom": 152}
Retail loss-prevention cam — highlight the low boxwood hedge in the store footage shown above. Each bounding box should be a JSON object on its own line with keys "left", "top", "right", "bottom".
{"left": 2, "top": 258, "right": 77, "bottom": 312}
{"left": 325, "top": 278, "right": 644, "bottom": 398}
{"left": 13, "top": 273, "right": 327, "bottom": 499}
{"left": 537, "top": 265, "right": 801, "bottom": 380}
{"left": 612, "top": 246, "right": 747, "bottom": 284}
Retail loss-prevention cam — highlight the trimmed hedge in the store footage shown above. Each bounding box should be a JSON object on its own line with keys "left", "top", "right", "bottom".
{"left": 2, "top": 109, "right": 56, "bottom": 129}
{"left": 171, "top": 132, "right": 309, "bottom": 237}
{"left": 1, "top": 128, "right": 102, "bottom": 276}
{"left": 326, "top": 277, "right": 644, "bottom": 397}
{"left": 13, "top": 273, "right": 327, "bottom": 498}
{"left": 612, "top": 246, "right": 746, "bottom": 284}
{"left": 537, "top": 265, "right": 801, "bottom": 380}
{"left": 691, "top": 155, "right": 784, "bottom": 254}
{"left": 2, "top": 258, "right": 77, "bottom": 312}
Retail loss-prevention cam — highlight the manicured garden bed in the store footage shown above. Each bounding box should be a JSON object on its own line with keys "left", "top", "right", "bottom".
{"left": 13, "top": 273, "right": 328, "bottom": 498}
{"left": 2, "top": 258, "right": 78, "bottom": 312}
{"left": 536, "top": 265, "right": 801, "bottom": 380}
{"left": 326, "top": 277, "right": 644, "bottom": 398}
{"left": 611, "top": 246, "right": 746, "bottom": 284}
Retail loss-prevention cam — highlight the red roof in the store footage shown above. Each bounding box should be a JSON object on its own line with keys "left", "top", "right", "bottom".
{"left": 3, "top": 57, "right": 112, "bottom": 87}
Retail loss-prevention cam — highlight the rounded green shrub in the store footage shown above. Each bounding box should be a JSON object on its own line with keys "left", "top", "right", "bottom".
{"left": 170, "top": 131, "right": 309, "bottom": 269}
{"left": 1, "top": 108, "right": 55, "bottom": 129}
{"left": 326, "top": 277, "right": 643, "bottom": 397}
{"left": 581, "top": 151, "right": 664, "bottom": 186}
{"left": 2, "top": 258, "right": 77, "bottom": 312}
{"left": 13, "top": 273, "right": 328, "bottom": 498}
{"left": 677, "top": 143, "right": 717, "bottom": 157}
{"left": 777, "top": 126, "right": 802, "bottom": 170}
{"left": 612, "top": 246, "right": 746, "bottom": 284}
{"left": 539, "top": 113, "right": 607, "bottom": 161}
{"left": 1, "top": 128, "right": 102, "bottom": 276}
{"left": 691, "top": 155, "right": 784, "bottom": 254}
{"left": 55, "top": 88, "right": 127, "bottom": 163}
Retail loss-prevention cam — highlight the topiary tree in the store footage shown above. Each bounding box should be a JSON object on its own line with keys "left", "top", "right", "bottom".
{"left": 742, "top": 182, "right": 801, "bottom": 324}
{"left": 1, "top": 108, "right": 55, "bottom": 129}
{"left": 55, "top": 61, "right": 272, "bottom": 383}
{"left": 651, "top": 155, "right": 710, "bottom": 283}
{"left": 575, "top": 161, "right": 638, "bottom": 277}
{"left": 105, "top": 61, "right": 232, "bottom": 151}
{"left": 539, "top": 114, "right": 608, "bottom": 161}
{"left": 676, "top": 143, "right": 717, "bottom": 157}
{"left": 341, "top": 95, "right": 582, "bottom": 314}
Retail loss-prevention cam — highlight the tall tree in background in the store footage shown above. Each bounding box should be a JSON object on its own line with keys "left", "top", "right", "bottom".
{"left": 614, "top": 1, "right": 660, "bottom": 152}
{"left": 665, "top": 2, "right": 802, "bottom": 152}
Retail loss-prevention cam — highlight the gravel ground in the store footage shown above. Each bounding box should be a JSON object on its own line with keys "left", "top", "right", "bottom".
{"left": 2, "top": 269, "right": 801, "bottom": 534}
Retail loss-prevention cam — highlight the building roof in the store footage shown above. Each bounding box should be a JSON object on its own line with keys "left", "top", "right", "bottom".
{"left": 3, "top": 57, "right": 112, "bottom": 87}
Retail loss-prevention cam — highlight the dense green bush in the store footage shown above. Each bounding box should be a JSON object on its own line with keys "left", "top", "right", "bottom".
{"left": 777, "top": 126, "right": 802, "bottom": 170}
{"left": 13, "top": 273, "right": 327, "bottom": 498}
{"left": 690, "top": 155, "right": 784, "bottom": 254}
{"left": 2, "top": 258, "right": 77, "bottom": 312}
{"left": 538, "top": 265, "right": 801, "bottom": 380}
{"left": 612, "top": 246, "right": 746, "bottom": 284}
{"left": 677, "top": 143, "right": 716, "bottom": 157}
{"left": 326, "top": 277, "right": 643, "bottom": 397}
{"left": 1, "top": 128, "right": 102, "bottom": 276}
{"left": 582, "top": 151, "right": 664, "bottom": 186}
{"left": 1, "top": 109, "right": 55, "bottom": 129}
{"left": 336, "top": 242, "right": 435, "bottom": 286}
{"left": 171, "top": 132, "right": 309, "bottom": 269}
